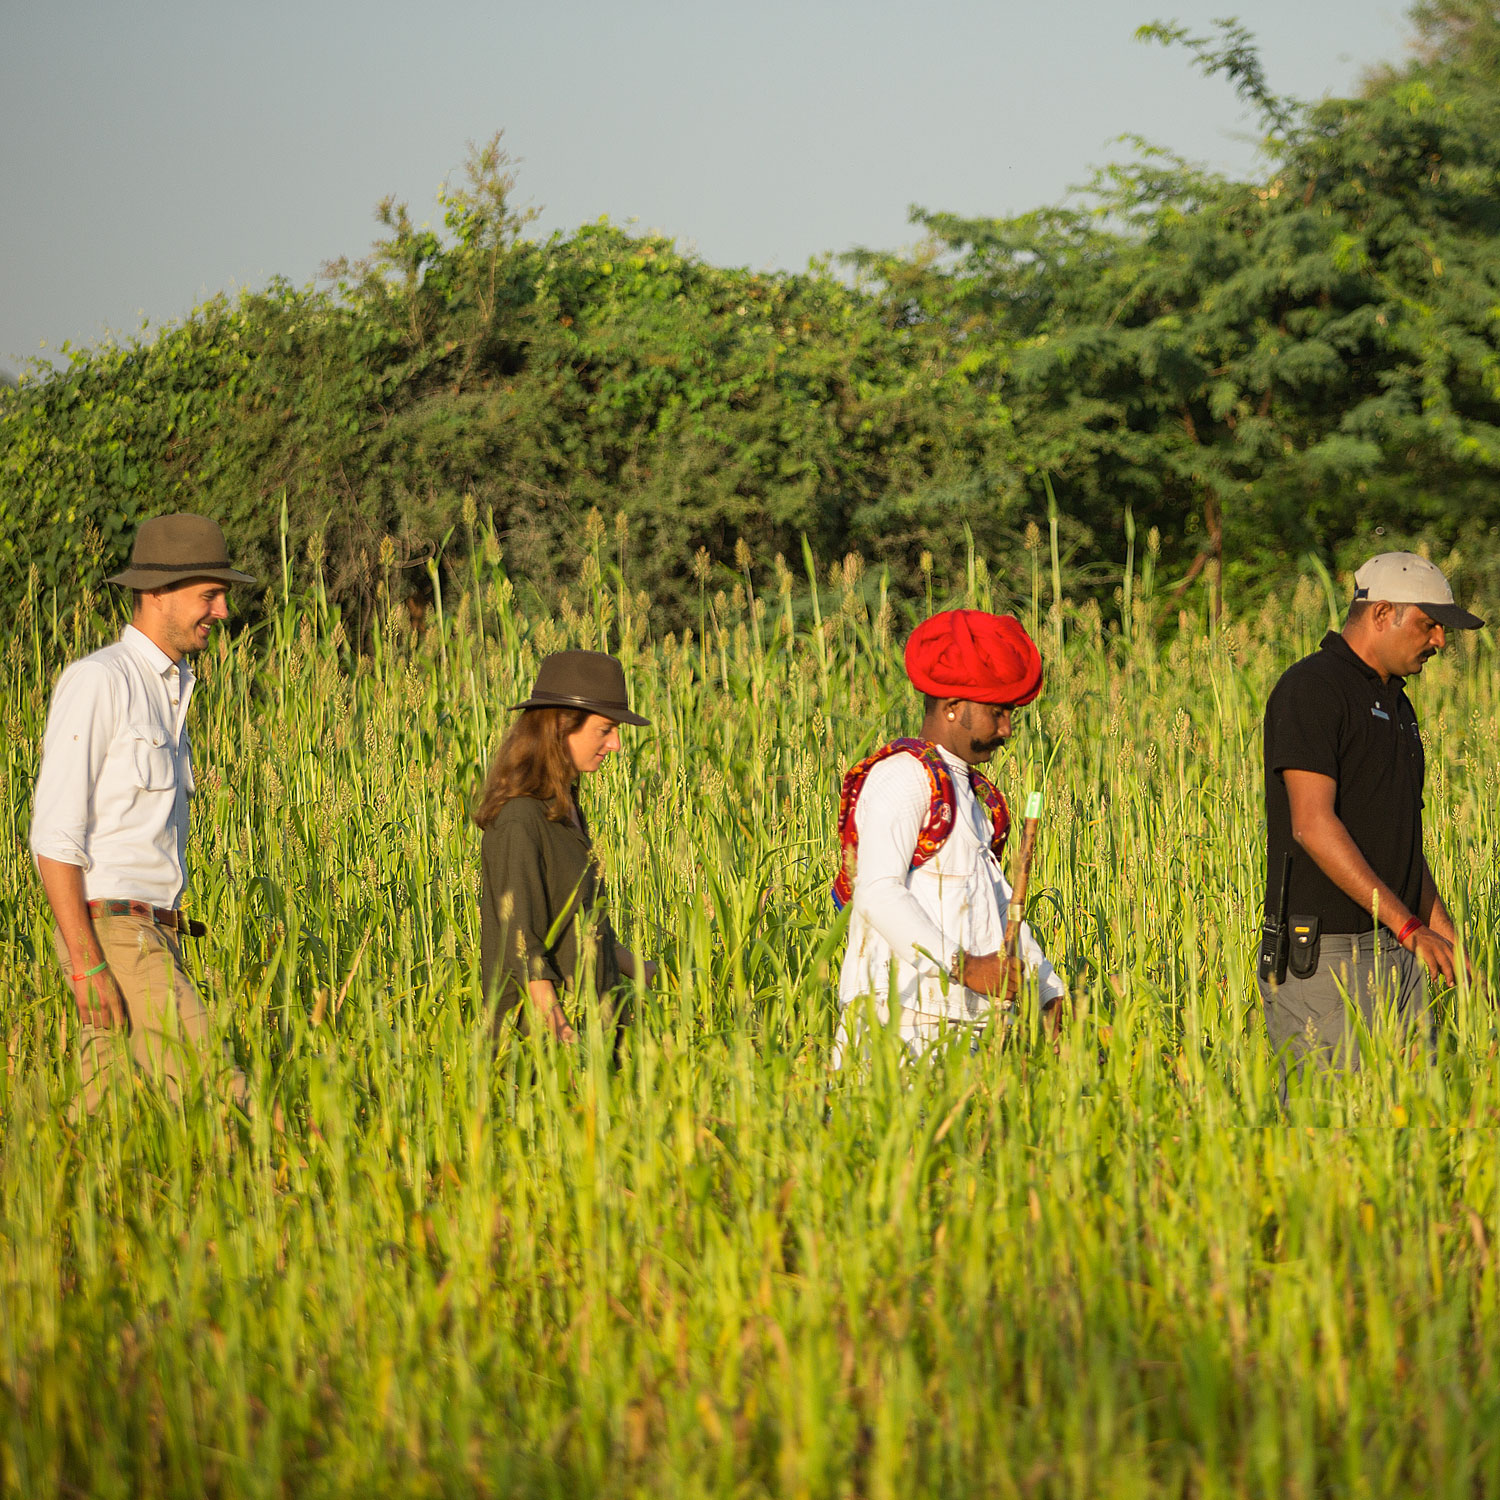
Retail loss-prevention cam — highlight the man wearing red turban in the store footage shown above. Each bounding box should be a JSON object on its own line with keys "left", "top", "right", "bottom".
{"left": 834, "top": 610, "right": 1063, "bottom": 1061}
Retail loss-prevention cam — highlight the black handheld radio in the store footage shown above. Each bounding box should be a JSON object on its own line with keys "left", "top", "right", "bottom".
{"left": 1257, "top": 852, "right": 1293, "bottom": 985}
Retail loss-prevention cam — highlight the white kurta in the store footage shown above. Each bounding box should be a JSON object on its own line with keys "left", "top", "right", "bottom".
{"left": 836, "top": 744, "right": 1064, "bottom": 1060}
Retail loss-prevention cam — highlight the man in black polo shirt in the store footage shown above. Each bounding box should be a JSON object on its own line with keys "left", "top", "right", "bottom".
{"left": 1259, "top": 552, "right": 1483, "bottom": 1079}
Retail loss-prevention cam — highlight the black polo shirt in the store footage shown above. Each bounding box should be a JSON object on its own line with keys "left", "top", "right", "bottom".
{"left": 1262, "top": 631, "right": 1426, "bottom": 934}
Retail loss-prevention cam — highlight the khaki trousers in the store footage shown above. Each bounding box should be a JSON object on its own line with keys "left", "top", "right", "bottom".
{"left": 53, "top": 910, "right": 247, "bottom": 1114}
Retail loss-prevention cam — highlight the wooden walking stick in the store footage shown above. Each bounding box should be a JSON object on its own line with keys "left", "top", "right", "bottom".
{"left": 1003, "top": 791, "right": 1045, "bottom": 1021}
{"left": 1004, "top": 791, "right": 1043, "bottom": 964}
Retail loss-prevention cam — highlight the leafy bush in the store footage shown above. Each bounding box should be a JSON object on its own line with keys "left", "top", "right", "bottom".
{"left": 6, "top": 8, "right": 1500, "bottom": 631}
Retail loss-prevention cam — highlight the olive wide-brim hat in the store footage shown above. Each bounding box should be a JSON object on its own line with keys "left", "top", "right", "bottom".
{"left": 512, "top": 650, "right": 650, "bottom": 726}
{"left": 105, "top": 512, "right": 257, "bottom": 589}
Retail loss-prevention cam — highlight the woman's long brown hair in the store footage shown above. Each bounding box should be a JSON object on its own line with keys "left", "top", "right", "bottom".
{"left": 474, "top": 706, "right": 588, "bottom": 828}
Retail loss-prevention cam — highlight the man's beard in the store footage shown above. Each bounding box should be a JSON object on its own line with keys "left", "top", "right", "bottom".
{"left": 167, "top": 620, "right": 211, "bottom": 656}
{"left": 971, "top": 734, "right": 1006, "bottom": 756}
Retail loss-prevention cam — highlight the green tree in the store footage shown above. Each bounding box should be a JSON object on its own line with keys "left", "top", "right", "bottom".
{"left": 0, "top": 137, "right": 1023, "bottom": 627}
{"left": 855, "top": 7, "right": 1500, "bottom": 615}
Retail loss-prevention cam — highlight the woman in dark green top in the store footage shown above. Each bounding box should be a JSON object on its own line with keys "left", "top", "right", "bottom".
{"left": 475, "top": 651, "right": 654, "bottom": 1042}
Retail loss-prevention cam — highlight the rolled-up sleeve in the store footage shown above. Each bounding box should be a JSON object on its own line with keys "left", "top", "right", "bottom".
{"left": 481, "top": 811, "right": 565, "bottom": 1005}
{"left": 30, "top": 661, "right": 115, "bottom": 870}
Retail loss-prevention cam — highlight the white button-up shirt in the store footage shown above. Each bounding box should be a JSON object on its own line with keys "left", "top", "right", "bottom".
{"left": 30, "top": 624, "right": 197, "bottom": 908}
{"left": 838, "top": 744, "right": 1063, "bottom": 1054}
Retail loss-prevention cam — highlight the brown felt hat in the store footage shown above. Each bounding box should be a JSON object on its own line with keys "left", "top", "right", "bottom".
{"left": 512, "top": 650, "right": 649, "bottom": 726}
{"left": 106, "top": 512, "right": 256, "bottom": 589}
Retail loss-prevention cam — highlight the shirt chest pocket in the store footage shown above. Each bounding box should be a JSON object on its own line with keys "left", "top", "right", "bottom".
{"left": 913, "top": 831, "right": 982, "bottom": 884}
{"left": 129, "top": 725, "right": 177, "bottom": 792}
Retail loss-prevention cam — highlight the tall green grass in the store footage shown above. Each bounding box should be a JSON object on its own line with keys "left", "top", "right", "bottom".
{"left": 1, "top": 537, "right": 1497, "bottom": 1498}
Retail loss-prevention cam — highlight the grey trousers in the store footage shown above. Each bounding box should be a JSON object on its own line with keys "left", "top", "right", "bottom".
{"left": 1257, "top": 928, "right": 1431, "bottom": 1083}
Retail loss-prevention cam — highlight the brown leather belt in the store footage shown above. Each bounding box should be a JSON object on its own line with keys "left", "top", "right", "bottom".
{"left": 87, "top": 899, "right": 207, "bottom": 938}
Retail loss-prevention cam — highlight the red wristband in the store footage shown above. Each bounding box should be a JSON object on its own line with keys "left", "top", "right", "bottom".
{"left": 1396, "top": 917, "right": 1423, "bottom": 946}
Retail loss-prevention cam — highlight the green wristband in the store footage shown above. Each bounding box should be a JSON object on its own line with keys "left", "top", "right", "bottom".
{"left": 78, "top": 960, "right": 108, "bottom": 979}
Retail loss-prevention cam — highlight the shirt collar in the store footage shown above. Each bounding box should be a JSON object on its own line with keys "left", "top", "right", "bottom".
{"left": 121, "top": 624, "right": 192, "bottom": 683}
{"left": 937, "top": 744, "right": 977, "bottom": 779}
{"left": 1318, "top": 630, "right": 1401, "bottom": 687}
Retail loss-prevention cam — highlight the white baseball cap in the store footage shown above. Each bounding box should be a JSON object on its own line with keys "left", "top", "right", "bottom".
{"left": 1352, "top": 552, "right": 1484, "bottom": 630}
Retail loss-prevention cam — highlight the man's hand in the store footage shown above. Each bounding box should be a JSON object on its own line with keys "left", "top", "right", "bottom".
{"left": 542, "top": 1005, "right": 576, "bottom": 1044}
{"left": 38, "top": 857, "right": 129, "bottom": 1030}
{"left": 1415, "top": 864, "right": 1484, "bottom": 993}
{"left": 956, "top": 950, "right": 1024, "bottom": 1003}
{"left": 72, "top": 967, "right": 128, "bottom": 1030}
{"left": 527, "top": 978, "right": 576, "bottom": 1043}
{"left": 1405, "top": 925, "right": 1459, "bottom": 985}
{"left": 1042, "top": 996, "right": 1067, "bottom": 1043}
{"left": 615, "top": 944, "right": 657, "bottom": 988}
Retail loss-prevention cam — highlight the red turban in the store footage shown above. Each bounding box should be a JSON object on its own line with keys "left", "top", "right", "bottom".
{"left": 904, "top": 610, "right": 1043, "bottom": 707}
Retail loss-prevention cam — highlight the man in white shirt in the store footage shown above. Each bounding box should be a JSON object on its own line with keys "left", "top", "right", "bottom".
{"left": 835, "top": 609, "right": 1064, "bottom": 1060}
{"left": 31, "top": 513, "right": 255, "bottom": 1112}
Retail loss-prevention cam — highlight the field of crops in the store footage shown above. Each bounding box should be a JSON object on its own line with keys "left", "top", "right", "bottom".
{"left": 2, "top": 535, "right": 1499, "bottom": 1498}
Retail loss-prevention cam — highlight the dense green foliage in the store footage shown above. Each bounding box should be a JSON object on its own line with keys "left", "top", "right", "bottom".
{"left": 0, "top": 141, "right": 1012, "bottom": 632}
{"left": 2, "top": 541, "right": 1498, "bottom": 1496}
{"left": 6, "top": 6, "right": 1500, "bottom": 628}
{"left": 853, "top": 1, "right": 1500, "bottom": 614}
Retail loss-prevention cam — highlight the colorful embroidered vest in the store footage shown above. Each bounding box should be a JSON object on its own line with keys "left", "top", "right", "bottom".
{"left": 832, "top": 737, "right": 1011, "bottom": 910}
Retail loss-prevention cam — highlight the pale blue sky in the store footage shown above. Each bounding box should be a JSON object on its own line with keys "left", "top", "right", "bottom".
{"left": 2, "top": 0, "right": 1412, "bottom": 375}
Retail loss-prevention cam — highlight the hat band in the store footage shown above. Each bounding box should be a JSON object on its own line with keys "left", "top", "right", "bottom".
{"left": 128, "top": 558, "right": 233, "bottom": 571}
{"left": 526, "top": 693, "right": 628, "bottom": 710}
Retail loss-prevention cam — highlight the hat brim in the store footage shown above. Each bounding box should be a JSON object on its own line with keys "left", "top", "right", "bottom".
{"left": 107, "top": 565, "right": 258, "bottom": 589}
{"left": 1421, "top": 602, "right": 1485, "bottom": 631}
{"left": 511, "top": 693, "right": 649, "bottom": 727}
